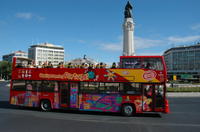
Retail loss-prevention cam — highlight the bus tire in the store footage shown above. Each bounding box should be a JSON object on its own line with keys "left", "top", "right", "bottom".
{"left": 121, "top": 104, "right": 135, "bottom": 117}
{"left": 40, "top": 100, "right": 51, "bottom": 111}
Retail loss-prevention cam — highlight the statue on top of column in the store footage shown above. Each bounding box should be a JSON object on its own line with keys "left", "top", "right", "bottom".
{"left": 124, "top": 1, "right": 133, "bottom": 18}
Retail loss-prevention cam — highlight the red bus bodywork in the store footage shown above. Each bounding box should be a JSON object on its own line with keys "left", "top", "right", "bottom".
{"left": 10, "top": 56, "right": 169, "bottom": 114}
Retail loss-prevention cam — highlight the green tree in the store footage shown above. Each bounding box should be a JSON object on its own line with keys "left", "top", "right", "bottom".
{"left": 0, "top": 61, "right": 12, "bottom": 80}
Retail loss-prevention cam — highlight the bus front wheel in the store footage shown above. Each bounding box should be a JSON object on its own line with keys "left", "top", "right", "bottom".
{"left": 40, "top": 100, "right": 51, "bottom": 111}
{"left": 121, "top": 104, "right": 135, "bottom": 117}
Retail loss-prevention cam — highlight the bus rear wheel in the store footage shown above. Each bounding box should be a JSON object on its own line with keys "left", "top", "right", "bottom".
{"left": 40, "top": 100, "right": 51, "bottom": 111}
{"left": 121, "top": 104, "right": 135, "bottom": 117}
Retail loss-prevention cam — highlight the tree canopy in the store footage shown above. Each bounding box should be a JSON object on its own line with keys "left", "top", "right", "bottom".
{"left": 0, "top": 61, "right": 12, "bottom": 80}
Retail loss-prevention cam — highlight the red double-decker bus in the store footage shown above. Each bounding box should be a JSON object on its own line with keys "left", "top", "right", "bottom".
{"left": 10, "top": 56, "right": 169, "bottom": 116}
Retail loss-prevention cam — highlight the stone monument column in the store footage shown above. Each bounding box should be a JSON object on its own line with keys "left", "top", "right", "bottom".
{"left": 123, "top": 1, "right": 135, "bottom": 56}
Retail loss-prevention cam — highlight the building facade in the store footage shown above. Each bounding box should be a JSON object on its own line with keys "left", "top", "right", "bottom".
{"left": 28, "top": 43, "right": 64, "bottom": 66}
{"left": 2, "top": 50, "right": 28, "bottom": 62}
{"left": 163, "top": 43, "right": 200, "bottom": 81}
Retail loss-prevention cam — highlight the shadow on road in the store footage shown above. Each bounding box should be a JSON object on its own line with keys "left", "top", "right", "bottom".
{"left": 0, "top": 101, "right": 40, "bottom": 111}
{"left": 0, "top": 101, "right": 15, "bottom": 109}
{"left": 0, "top": 101, "right": 161, "bottom": 118}
{"left": 54, "top": 109, "right": 161, "bottom": 118}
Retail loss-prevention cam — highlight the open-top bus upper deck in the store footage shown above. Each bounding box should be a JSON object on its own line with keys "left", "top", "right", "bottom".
{"left": 12, "top": 56, "right": 167, "bottom": 83}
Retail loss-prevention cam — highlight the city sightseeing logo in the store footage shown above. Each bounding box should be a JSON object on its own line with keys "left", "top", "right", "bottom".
{"left": 39, "top": 72, "right": 89, "bottom": 81}
{"left": 143, "top": 70, "right": 157, "bottom": 81}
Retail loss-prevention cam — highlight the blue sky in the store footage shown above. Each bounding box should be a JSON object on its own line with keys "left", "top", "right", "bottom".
{"left": 0, "top": 0, "right": 200, "bottom": 64}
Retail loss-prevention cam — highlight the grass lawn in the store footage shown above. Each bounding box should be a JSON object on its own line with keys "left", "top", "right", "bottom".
{"left": 167, "top": 87, "right": 200, "bottom": 92}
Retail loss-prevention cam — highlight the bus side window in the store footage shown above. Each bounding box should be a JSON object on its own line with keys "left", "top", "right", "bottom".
{"left": 143, "top": 58, "right": 164, "bottom": 70}
{"left": 80, "top": 82, "right": 98, "bottom": 94}
{"left": 104, "top": 83, "right": 119, "bottom": 93}
{"left": 26, "top": 81, "right": 38, "bottom": 91}
{"left": 40, "top": 81, "right": 55, "bottom": 92}
{"left": 144, "top": 85, "right": 153, "bottom": 98}
{"left": 12, "top": 80, "right": 26, "bottom": 91}
{"left": 99, "top": 83, "right": 105, "bottom": 93}
{"left": 122, "top": 83, "right": 142, "bottom": 95}
{"left": 26, "top": 81, "right": 33, "bottom": 91}
{"left": 34, "top": 81, "right": 42, "bottom": 92}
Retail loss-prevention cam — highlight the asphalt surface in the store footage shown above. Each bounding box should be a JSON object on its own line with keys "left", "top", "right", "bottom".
{"left": 0, "top": 81, "right": 200, "bottom": 132}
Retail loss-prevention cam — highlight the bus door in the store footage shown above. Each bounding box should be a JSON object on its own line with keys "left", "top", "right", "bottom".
{"left": 154, "top": 84, "right": 165, "bottom": 110}
{"left": 142, "top": 84, "right": 155, "bottom": 112}
{"left": 69, "top": 82, "right": 79, "bottom": 109}
{"left": 60, "top": 82, "right": 70, "bottom": 108}
{"left": 142, "top": 84, "right": 164, "bottom": 112}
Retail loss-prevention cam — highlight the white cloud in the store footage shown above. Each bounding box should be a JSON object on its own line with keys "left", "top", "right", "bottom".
{"left": 16, "top": 12, "right": 32, "bottom": 19}
{"left": 100, "top": 43, "right": 122, "bottom": 51}
{"left": 191, "top": 23, "right": 200, "bottom": 31}
{"left": 168, "top": 35, "right": 200, "bottom": 43}
{"left": 77, "top": 40, "right": 86, "bottom": 43}
{"left": 135, "top": 37, "right": 164, "bottom": 49}
{"left": 99, "top": 36, "right": 164, "bottom": 52}
{"left": 35, "top": 15, "right": 45, "bottom": 21}
{"left": 99, "top": 34, "right": 200, "bottom": 52}
{"left": 136, "top": 52, "right": 163, "bottom": 56}
{"left": 15, "top": 12, "right": 45, "bottom": 21}
{"left": 99, "top": 36, "right": 122, "bottom": 51}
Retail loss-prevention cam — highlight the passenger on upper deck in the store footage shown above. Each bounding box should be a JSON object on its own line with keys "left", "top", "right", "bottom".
{"left": 145, "top": 62, "right": 151, "bottom": 69}
{"left": 67, "top": 63, "right": 72, "bottom": 68}
{"left": 96, "top": 64, "right": 100, "bottom": 68}
{"left": 57, "top": 62, "right": 64, "bottom": 68}
{"left": 88, "top": 64, "right": 94, "bottom": 69}
{"left": 46, "top": 62, "right": 53, "bottom": 68}
{"left": 111, "top": 62, "right": 117, "bottom": 68}
{"left": 27, "top": 61, "right": 36, "bottom": 68}
{"left": 42, "top": 62, "right": 47, "bottom": 68}
{"left": 37, "top": 61, "right": 42, "bottom": 68}
{"left": 84, "top": 63, "right": 89, "bottom": 68}
{"left": 99, "top": 62, "right": 104, "bottom": 68}
{"left": 80, "top": 63, "right": 85, "bottom": 68}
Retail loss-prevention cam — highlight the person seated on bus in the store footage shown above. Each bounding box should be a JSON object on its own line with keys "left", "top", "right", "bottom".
{"left": 76, "top": 64, "right": 80, "bottom": 68}
{"left": 88, "top": 64, "right": 94, "bottom": 69}
{"left": 26, "top": 61, "right": 34, "bottom": 68}
{"left": 99, "top": 62, "right": 103, "bottom": 68}
{"left": 42, "top": 61, "right": 47, "bottom": 68}
{"left": 99, "top": 62, "right": 107, "bottom": 68}
{"left": 134, "top": 61, "right": 141, "bottom": 68}
{"left": 145, "top": 62, "right": 151, "bottom": 69}
{"left": 32, "top": 61, "right": 36, "bottom": 68}
{"left": 37, "top": 61, "right": 42, "bottom": 68}
{"left": 111, "top": 62, "right": 117, "bottom": 68}
{"left": 84, "top": 63, "right": 89, "bottom": 68}
{"left": 57, "top": 62, "right": 61, "bottom": 68}
{"left": 67, "top": 63, "right": 72, "bottom": 68}
{"left": 16, "top": 63, "right": 23, "bottom": 68}
{"left": 95, "top": 63, "right": 100, "bottom": 69}
{"left": 57, "top": 62, "right": 64, "bottom": 68}
{"left": 73, "top": 64, "right": 77, "bottom": 68}
{"left": 145, "top": 86, "right": 153, "bottom": 98}
{"left": 80, "top": 63, "right": 85, "bottom": 68}
{"left": 103, "top": 63, "right": 107, "bottom": 68}
{"left": 47, "top": 62, "right": 53, "bottom": 68}
{"left": 27, "top": 62, "right": 32, "bottom": 68}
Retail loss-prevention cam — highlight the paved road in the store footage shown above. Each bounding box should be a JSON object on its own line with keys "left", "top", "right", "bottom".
{"left": 0, "top": 81, "right": 200, "bottom": 132}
